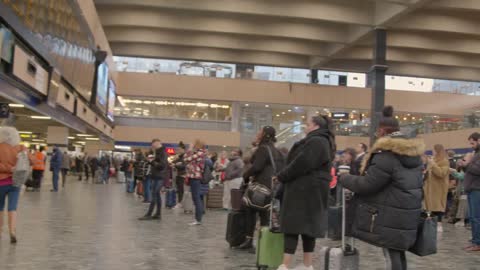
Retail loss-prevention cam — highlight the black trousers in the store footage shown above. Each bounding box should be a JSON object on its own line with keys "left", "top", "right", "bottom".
{"left": 383, "top": 248, "right": 407, "bottom": 270}
{"left": 432, "top": 211, "right": 444, "bottom": 222}
{"left": 284, "top": 234, "right": 316, "bottom": 254}
{"left": 245, "top": 207, "right": 269, "bottom": 237}
{"left": 176, "top": 176, "right": 185, "bottom": 203}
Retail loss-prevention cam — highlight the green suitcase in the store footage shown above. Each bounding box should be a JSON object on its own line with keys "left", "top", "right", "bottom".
{"left": 256, "top": 227, "right": 284, "bottom": 270}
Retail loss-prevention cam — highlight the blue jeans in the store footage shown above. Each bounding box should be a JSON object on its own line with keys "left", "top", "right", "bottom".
{"left": 190, "top": 179, "right": 204, "bottom": 222}
{"left": 0, "top": 185, "right": 20, "bottom": 211}
{"left": 468, "top": 190, "right": 480, "bottom": 245}
{"left": 52, "top": 169, "right": 60, "bottom": 191}
{"left": 147, "top": 179, "right": 164, "bottom": 216}
{"left": 102, "top": 168, "right": 109, "bottom": 184}
{"left": 144, "top": 177, "right": 152, "bottom": 202}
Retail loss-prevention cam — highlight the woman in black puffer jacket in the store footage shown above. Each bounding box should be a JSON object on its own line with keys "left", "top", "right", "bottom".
{"left": 339, "top": 106, "right": 424, "bottom": 270}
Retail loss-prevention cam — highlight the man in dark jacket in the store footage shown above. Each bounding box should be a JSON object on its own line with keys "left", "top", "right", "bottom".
{"left": 50, "top": 147, "right": 63, "bottom": 192}
{"left": 352, "top": 143, "right": 368, "bottom": 176}
{"left": 463, "top": 132, "right": 480, "bottom": 252}
{"left": 173, "top": 144, "right": 186, "bottom": 207}
{"left": 340, "top": 106, "right": 424, "bottom": 270}
{"left": 139, "top": 139, "right": 168, "bottom": 220}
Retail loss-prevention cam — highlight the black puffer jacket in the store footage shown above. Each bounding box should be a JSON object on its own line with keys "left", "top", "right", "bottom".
{"left": 339, "top": 135, "right": 425, "bottom": 251}
{"left": 277, "top": 128, "right": 334, "bottom": 238}
{"left": 150, "top": 147, "right": 169, "bottom": 180}
{"left": 243, "top": 142, "right": 285, "bottom": 189}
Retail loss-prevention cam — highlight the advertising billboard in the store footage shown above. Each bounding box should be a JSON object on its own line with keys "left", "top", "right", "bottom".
{"left": 95, "top": 62, "right": 109, "bottom": 113}
{"left": 107, "top": 79, "right": 116, "bottom": 121}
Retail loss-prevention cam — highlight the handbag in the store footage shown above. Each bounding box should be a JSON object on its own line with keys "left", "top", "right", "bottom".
{"left": 409, "top": 212, "right": 438, "bottom": 256}
{"left": 242, "top": 146, "right": 277, "bottom": 212}
{"left": 13, "top": 150, "right": 30, "bottom": 187}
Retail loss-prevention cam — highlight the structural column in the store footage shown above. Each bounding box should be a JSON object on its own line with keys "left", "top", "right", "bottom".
{"left": 310, "top": 69, "right": 318, "bottom": 84}
{"left": 368, "top": 29, "right": 388, "bottom": 145}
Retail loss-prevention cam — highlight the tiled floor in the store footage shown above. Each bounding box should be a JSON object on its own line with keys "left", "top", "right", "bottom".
{"left": 0, "top": 178, "right": 478, "bottom": 270}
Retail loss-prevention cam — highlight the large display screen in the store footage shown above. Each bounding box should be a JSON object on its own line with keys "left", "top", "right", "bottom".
{"left": 107, "top": 79, "right": 116, "bottom": 121}
{"left": 95, "top": 62, "right": 109, "bottom": 113}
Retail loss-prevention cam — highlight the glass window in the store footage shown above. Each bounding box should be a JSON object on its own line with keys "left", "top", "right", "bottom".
{"left": 116, "top": 96, "right": 232, "bottom": 122}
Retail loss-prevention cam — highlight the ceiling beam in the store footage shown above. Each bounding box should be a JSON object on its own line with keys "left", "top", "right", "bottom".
{"left": 393, "top": 11, "right": 480, "bottom": 36}
{"left": 338, "top": 46, "right": 480, "bottom": 69}
{"left": 429, "top": 0, "right": 480, "bottom": 11}
{"left": 311, "top": 0, "right": 431, "bottom": 68}
{"left": 97, "top": 7, "right": 354, "bottom": 44}
{"left": 95, "top": 0, "right": 373, "bottom": 26}
{"left": 111, "top": 43, "right": 310, "bottom": 68}
{"left": 105, "top": 27, "right": 328, "bottom": 56}
{"left": 387, "top": 31, "right": 480, "bottom": 55}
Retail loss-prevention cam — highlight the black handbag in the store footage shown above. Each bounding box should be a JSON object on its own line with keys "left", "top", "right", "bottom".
{"left": 242, "top": 146, "right": 277, "bottom": 212}
{"left": 409, "top": 212, "right": 438, "bottom": 256}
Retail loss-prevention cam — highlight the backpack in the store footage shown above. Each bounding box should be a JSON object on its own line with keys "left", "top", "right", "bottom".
{"left": 201, "top": 158, "right": 214, "bottom": 184}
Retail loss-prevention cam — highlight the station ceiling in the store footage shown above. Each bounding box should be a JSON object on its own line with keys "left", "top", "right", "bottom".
{"left": 94, "top": 0, "right": 480, "bottom": 82}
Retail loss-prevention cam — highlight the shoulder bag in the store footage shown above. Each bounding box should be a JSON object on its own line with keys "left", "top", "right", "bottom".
{"left": 13, "top": 150, "right": 30, "bottom": 187}
{"left": 242, "top": 146, "right": 277, "bottom": 211}
{"left": 409, "top": 211, "right": 438, "bottom": 256}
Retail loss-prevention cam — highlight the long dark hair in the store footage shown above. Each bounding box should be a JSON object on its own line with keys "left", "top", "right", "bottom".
{"left": 259, "top": 126, "right": 277, "bottom": 145}
{"left": 311, "top": 115, "right": 337, "bottom": 161}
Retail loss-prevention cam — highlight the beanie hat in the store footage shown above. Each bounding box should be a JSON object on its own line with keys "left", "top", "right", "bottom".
{"left": 379, "top": 106, "right": 400, "bottom": 130}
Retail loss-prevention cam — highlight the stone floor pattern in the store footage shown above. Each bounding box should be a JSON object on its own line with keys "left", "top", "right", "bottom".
{"left": 0, "top": 178, "right": 479, "bottom": 270}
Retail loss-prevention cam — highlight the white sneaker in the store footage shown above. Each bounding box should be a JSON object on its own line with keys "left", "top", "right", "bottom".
{"left": 437, "top": 224, "right": 443, "bottom": 233}
{"left": 294, "top": 265, "right": 314, "bottom": 270}
{"left": 189, "top": 221, "right": 202, "bottom": 226}
{"left": 173, "top": 203, "right": 183, "bottom": 209}
{"left": 277, "top": 265, "right": 289, "bottom": 270}
{"left": 454, "top": 222, "right": 464, "bottom": 227}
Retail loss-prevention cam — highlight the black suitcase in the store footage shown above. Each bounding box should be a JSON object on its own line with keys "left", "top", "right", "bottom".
{"left": 226, "top": 210, "right": 247, "bottom": 248}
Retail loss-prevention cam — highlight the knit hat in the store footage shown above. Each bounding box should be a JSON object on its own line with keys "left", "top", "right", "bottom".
{"left": 379, "top": 106, "right": 399, "bottom": 131}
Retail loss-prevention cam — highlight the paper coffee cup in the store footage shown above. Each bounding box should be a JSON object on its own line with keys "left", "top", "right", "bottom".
{"left": 338, "top": 165, "right": 350, "bottom": 174}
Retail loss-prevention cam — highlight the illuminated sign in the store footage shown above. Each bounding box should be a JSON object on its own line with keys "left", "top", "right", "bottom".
{"left": 166, "top": 147, "right": 176, "bottom": 155}
{"left": 332, "top": 113, "right": 349, "bottom": 119}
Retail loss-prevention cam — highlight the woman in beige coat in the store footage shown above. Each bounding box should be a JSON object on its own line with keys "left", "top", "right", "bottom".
{"left": 424, "top": 144, "right": 450, "bottom": 232}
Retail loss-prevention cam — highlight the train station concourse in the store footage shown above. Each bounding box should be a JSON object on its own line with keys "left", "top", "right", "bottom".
{"left": 1, "top": 1, "right": 480, "bottom": 270}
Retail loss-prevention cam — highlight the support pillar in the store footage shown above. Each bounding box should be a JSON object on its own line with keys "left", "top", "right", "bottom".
{"left": 369, "top": 29, "right": 388, "bottom": 145}
{"left": 310, "top": 69, "right": 318, "bottom": 84}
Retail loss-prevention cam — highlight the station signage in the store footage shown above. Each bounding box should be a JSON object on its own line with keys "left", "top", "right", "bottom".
{"left": 331, "top": 112, "right": 349, "bottom": 119}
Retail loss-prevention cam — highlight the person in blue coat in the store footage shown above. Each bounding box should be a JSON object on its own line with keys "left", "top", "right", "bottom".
{"left": 50, "top": 147, "right": 63, "bottom": 192}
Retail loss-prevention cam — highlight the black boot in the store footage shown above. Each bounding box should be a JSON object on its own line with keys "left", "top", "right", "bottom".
{"left": 237, "top": 237, "right": 253, "bottom": 250}
{"left": 138, "top": 215, "right": 153, "bottom": 221}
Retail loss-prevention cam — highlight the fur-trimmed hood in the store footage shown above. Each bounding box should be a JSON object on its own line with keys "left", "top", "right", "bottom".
{"left": 360, "top": 136, "right": 425, "bottom": 174}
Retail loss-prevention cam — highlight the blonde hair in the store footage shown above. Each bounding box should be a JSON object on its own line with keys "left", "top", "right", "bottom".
{"left": 193, "top": 139, "right": 206, "bottom": 150}
{"left": 0, "top": 126, "right": 21, "bottom": 146}
{"left": 433, "top": 144, "right": 447, "bottom": 162}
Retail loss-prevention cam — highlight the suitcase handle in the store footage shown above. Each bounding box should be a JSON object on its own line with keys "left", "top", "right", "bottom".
{"left": 340, "top": 185, "right": 355, "bottom": 253}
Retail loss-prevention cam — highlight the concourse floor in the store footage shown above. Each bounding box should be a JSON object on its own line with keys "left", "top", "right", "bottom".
{"left": 0, "top": 178, "right": 479, "bottom": 270}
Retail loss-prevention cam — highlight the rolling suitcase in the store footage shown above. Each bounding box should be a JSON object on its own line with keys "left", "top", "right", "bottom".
{"left": 318, "top": 188, "right": 359, "bottom": 270}
{"left": 256, "top": 165, "right": 284, "bottom": 270}
{"left": 182, "top": 191, "right": 194, "bottom": 213}
{"left": 226, "top": 210, "right": 247, "bottom": 248}
{"left": 231, "top": 189, "right": 243, "bottom": 211}
{"left": 256, "top": 227, "right": 284, "bottom": 270}
{"left": 166, "top": 189, "right": 177, "bottom": 208}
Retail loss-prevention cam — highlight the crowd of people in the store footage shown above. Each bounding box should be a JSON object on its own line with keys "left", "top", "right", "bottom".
{"left": 1, "top": 105, "right": 480, "bottom": 270}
